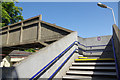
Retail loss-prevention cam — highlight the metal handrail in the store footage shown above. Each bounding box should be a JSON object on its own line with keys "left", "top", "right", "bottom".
{"left": 111, "top": 37, "right": 120, "bottom": 80}
{"left": 30, "top": 41, "right": 111, "bottom": 79}
{"left": 47, "top": 41, "right": 110, "bottom": 79}
{"left": 48, "top": 49, "right": 77, "bottom": 80}
{"left": 29, "top": 41, "right": 76, "bottom": 80}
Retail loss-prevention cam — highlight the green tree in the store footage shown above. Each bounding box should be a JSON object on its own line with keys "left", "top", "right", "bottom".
{"left": 1, "top": 0, "right": 24, "bottom": 27}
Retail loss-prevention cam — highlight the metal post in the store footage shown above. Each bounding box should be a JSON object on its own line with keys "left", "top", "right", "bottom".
{"left": 107, "top": 7, "right": 116, "bottom": 24}
{"left": 97, "top": 3, "right": 116, "bottom": 25}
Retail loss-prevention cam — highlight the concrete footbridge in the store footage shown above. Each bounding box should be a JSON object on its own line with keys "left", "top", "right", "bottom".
{"left": 0, "top": 15, "right": 120, "bottom": 80}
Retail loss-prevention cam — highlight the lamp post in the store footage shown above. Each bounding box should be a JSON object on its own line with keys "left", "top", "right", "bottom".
{"left": 97, "top": 2, "right": 116, "bottom": 24}
{"left": 97, "top": 3, "right": 119, "bottom": 80}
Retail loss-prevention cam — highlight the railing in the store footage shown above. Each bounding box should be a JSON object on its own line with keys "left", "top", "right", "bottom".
{"left": 48, "top": 49, "right": 77, "bottom": 80}
{"left": 30, "top": 41, "right": 111, "bottom": 79}
{"left": 111, "top": 37, "right": 120, "bottom": 80}
{"left": 48, "top": 41, "right": 111, "bottom": 79}
{"left": 29, "top": 41, "right": 76, "bottom": 80}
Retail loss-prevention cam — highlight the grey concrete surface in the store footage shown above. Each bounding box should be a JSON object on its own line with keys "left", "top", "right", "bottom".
{"left": 1, "top": 15, "right": 72, "bottom": 47}
{"left": 83, "top": 52, "right": 114, "bottom": 58}
{"left": 8, "top": 31, "right": 77, "bottom": 78}
{"left": 53, "top": 50, "right": 79, "bottom": 78}
{"left": 78, "top": 35, "right": 112, "bottom": 49}
{"left": 78, "top": 35, "right": 114, "bottom": 58}
{"left": 112, "top": 24, "right": 120, "bottom": 78}
{"left": 85, "top": 35, "right": 112, "bottom": 46}
{"left": 1, "top": 15, "right": 118, "bottom": 79}
{"left": 40, "top": 44, "right": 78, "bottom": 78}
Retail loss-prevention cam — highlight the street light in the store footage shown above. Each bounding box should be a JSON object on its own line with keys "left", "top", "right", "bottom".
{"left": 97, "top": 2, "right": 116, "bottom": 24}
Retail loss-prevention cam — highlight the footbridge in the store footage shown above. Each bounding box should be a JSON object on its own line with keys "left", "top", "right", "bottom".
{"left": 0, "top": 15, "right": 120, "bottom": 80}
{"left": 0, "top": 15, "right": 72, "bottom": 54}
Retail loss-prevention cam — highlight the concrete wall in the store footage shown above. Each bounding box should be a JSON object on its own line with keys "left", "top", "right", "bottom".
{"left": 23, "top": 24, "right": 38, "bottom": 42}
{"left": 78, "top": 35, "right": 114, "bottom": 58}
{"left": 1, "top": 31, "right": 77, "bottom": 78}
{"left": 41, "top": 23, "right": 69, "bottom": 42}
{"left": 84, "top": 35, "right": 112, "bottom": 46}
{"left": 54, "top": 51, "right": 79, "bottom": 78}
{"left": 9, "top": 29, "right": 21, "bottom": 44}
{"left": 112, "top": 24, "right": 120, "bottom": 77}
{"left": 2, "top": 33, "right": 7, "bottom": 45}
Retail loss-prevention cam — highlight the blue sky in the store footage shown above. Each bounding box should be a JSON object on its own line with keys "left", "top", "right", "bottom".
{"left": 15, "top": 2, "right": 118, "bottom": 38}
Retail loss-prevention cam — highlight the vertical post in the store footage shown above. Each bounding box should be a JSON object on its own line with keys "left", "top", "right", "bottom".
{"left": 111, "top": 8, "right": 116, "bottom": 24}
{"left": 20, "top": 22, "right": 23, "bottom": 43}
{"left": 107, "top": 7, "right": 116, "bottom": 25}
{"left": 37, "top": 15, "right": 42, "bottom": 41}
{"left": 6, "top": 26, "right": 10, "bottom": 44}
{"left": 39, "top": 14, "right": 42, "bottom": 21}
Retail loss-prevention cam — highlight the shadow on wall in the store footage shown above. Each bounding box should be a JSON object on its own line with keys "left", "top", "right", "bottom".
{"left": 113, "top": 24, "right": 120, "bottom": 78}
{"left": 100, "top": 38, "right": 114, "bottom": 58}
{"left": 0, "top": 67, "right": 18, "bottom": 80}
{"left": 77, "top": 38, "right": 114, "bottom": 58}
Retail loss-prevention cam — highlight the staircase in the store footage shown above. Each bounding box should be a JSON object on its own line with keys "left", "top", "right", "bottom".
{"left": 63, "top": 55, "right": 117, "bottom": 80}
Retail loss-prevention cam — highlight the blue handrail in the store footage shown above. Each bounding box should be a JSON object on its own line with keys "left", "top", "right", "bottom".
{"left": 111, "top": 37, "right": 120, "bottom": 80}
{"left": 48, "top": 49, "right": 77, "bottom": 80}
{"left": 47, "top": 41, "right": 113, "bottom": 79}
{"left": 29, "top": 41, "right": 76, "bottom": 80}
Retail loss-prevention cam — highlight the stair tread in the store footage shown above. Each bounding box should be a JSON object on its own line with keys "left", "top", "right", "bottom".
{"left": 78, "top": 57, "right": 100, "bottom": 59}
{"left": 66, "top": 71, "right": 116, "bottom": 76}
{"left": 70, "top": 66, "right": 116, "bottom": 70}
{"left": 75, "top": 58, "right": 114, "bottom": 61}
{"left": 63, "top": 75, "right": 117, "bottom": 80}
{"left": 63, "top": 51, "right": 117, "bottom": 80}
{"left": 72, "top": 62, "right": 115, "bottom": 65}
{"left": 78, "top": 55, "right": 84, "bottom": 57}
{"left": 63, "top": 75, "right": 92, "bottom": 79}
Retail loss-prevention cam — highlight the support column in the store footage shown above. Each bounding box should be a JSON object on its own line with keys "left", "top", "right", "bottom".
{"left": 37, "top": 15, "right": 42, "bottom": 41}
{"left": 6, "top": 26, "right": 10, "bottom": 44}
{"left": 20, "top": 22, "right": 23, "bottom": 43}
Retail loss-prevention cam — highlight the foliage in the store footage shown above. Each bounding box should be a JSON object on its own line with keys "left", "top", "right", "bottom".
{"left": 24, "top": 48, "right": 36, "bottom": 53}
{"left": 1, "top": 0, "right": 24, "bottom": 27}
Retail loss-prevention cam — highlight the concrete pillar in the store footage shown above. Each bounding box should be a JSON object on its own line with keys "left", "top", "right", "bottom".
{"left": 6, "top": 26, "right": 10, "bottom": 44}
{"left": 39, "top": 14, "right": 42, "bottom": 21}
{"left": 37, "top": 15, "right": 42, "bottom": 41}
{"left": 20, "top": 22, "right": 23, "bottom": 43}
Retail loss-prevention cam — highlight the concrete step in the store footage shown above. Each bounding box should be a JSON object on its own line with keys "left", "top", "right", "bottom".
{"left": 63, "top": 75, "right": 91, "bottom": 80}
{"left": 78, "top": 57, "right": 100, "bottom": 59}
{"left": 78, "top": 55, "right": 84, "bottom": 57}
{"left": 75, "top": 58, "right": 115, "bottom": 62}
{"left": 72, "top": 62, "right": 115, "bottom": 66}
{"left": 63, "top": 75, "right": 117, "bottom": 80}
{"left": 78, "top": 57, "right": 88, "bottom": 59}
{"left": 83, "top": 52, "right": 113, "bottom": 54}
{"left": 83, "top": 52, "right": 114, "bottom": 57}
{"left": 66, "top": 71, "right": 116, "bottom": 76}
{"left": 69, "top": 66, "right": 116, "bottom": 70}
